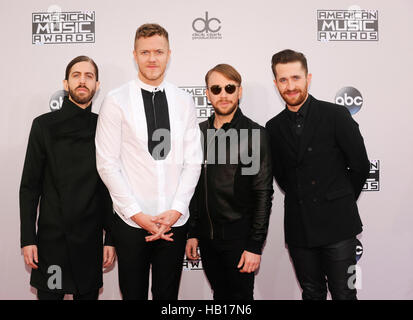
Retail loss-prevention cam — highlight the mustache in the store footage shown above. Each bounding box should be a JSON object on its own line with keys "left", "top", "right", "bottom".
{"left": 75, "top": 85, "right": 89, "bottom": 91}
{"left": 283, "top": 89, "right": 301, "bottom": 94}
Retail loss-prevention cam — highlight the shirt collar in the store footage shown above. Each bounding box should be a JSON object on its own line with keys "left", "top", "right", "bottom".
{"left": 136, "top": 76, "right": 166, "bottom": 93}
{"left": 208, "top": 106, "right": 243, "bottom": 129}
{"left": 61, "top": 96, "right": 92, "bottom": 114}
{"left": 286, "top": 94, "right": 311, "bottom": 120}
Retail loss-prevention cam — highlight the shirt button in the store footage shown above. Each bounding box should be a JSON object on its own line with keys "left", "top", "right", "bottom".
{"left": 308, "top": 147, "right": 313, "bottom": 152}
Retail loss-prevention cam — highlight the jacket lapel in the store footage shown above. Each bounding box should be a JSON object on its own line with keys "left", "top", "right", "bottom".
{"left": 297, "top": 95, "right": 320, "bottom": 163}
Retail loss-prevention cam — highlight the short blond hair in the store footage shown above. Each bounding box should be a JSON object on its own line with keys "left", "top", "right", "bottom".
{"left": 134, "top": 23, "right": 169, "bottom": 48}
{"left": 205, "top": 64, "right": 242, "bottom": 87}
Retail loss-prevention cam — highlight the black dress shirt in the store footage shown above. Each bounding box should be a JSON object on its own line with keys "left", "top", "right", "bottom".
{"left": 141, "top": 88, "right": 171, "bottom": 160}
{"left": 286, "top": 95, "right": 311, "bottom": 144}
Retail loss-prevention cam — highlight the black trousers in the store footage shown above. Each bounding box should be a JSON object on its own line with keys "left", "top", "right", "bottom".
{"left": 288, "top": 237, "right": 358, "bottom": 300}
{"left": 37, "top": 289, "right": 99, "bottom": 300}
{"left": 199, "top": 237, "right": 255, "bottom": 300}
{"left": 112, "top": 214, "right": 187, "bottom": 300}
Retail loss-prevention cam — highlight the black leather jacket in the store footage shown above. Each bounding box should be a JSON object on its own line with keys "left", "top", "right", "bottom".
{"left": 188, "top": 108, "right": 273, "bottom": 254}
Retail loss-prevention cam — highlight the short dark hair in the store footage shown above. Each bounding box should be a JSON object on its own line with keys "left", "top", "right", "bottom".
{"left": 65, "top": 55, "right": 99, "bottom": 81}
{"left": 205, "top": 64, "right": 242, "bottom": 87}
{"left": 271, "top": 49, "right": 308, "bottom": 78}
{"left": 134, "top": 23, "right": 169, "bottom": 48}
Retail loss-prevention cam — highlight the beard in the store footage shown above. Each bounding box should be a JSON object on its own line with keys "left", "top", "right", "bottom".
{"left": 281, "top": 87, "right": 308, "bottom": 107}
{"left": 68, "top": 86, "right": 96, "bottom": 105}
{"left": 139, "top": 65, "right": 166, "bottom": 84}
{"left": 213, "top": 99, "right": 239, "bottom": 116}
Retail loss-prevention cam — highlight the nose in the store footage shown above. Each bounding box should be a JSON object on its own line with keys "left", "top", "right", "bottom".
{"left": 286, "top": 79, "right": 295, "bottom": 91}
{"left": 149, "top": 52, "right": 156, "bottom": 61}
{"left": 79, "top": 74, "right": 86, "bottom": 84}
{"left": 219, "top": 87, "right": 229, "bottom": 98}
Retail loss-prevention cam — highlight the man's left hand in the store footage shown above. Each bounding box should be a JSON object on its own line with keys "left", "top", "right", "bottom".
{"left": 145, "top": 210, "right": 182, "bottom": 242}
{"left": 103, "top": 246, "right": 116, "bottom": 269}
{"left": 237, "top": 250, "right": 261, "bottom": 273}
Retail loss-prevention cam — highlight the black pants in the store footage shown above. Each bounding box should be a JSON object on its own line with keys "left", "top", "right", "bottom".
{"left": 113, "top": 214, "right": 187, "bottom": 300}
{"left": 37, "top": 289, "right": 99, "bottom": 300}
{"left": 199, "top": 237, "right": 255, "bottom": 300}
{"left": 288, "top": 237, "right": 358, "bottom": 300}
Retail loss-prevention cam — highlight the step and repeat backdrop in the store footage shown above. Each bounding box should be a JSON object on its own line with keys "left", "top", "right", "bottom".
{"left": 1, "top": 0, "right": 412, "bottom": 299}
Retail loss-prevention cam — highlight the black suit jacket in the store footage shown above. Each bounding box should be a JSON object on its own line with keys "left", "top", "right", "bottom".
{"left": 265, "top": 95, "right": 370, "bottom": 247}
{"left": 19, "top": 97, "right": 114, "bottom": 294}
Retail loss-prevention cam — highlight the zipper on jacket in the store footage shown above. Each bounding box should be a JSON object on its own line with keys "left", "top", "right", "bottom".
{"left": 152, "top": 91, "right": 158, "bottom": 129}
{"left": 204, "top": 125, "right": 219, "bottom": 240}
{"left": 204, "top": 159, "right": 214, "bottom": 239}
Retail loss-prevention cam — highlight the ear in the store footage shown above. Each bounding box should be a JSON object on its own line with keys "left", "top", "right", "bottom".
{"left": 63, "top": 79, "right": 69, "bottom": 92}
{"left": 166, "top": 49, "right": 171, "bottom": 64}
{"left": 95, "top": 81, "right": 101, "bottom": 92}
{"left": 205, "top": 88, "right": 211, "bottom": 102}
{"left": 273, "top": 79, "right": 279, "bottom": 90}
{"left": 238, "top": 86, "right": 243, "bottom": 100}
{"left": 307, "top": 73, "right": 312, "bottom": 87}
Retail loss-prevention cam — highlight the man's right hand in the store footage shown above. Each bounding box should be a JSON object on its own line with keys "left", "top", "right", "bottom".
{"left": 131, "top": 212, "right": 171, "bottom": 238}
{"left": 185, "top": 238, "right": 199, "bottom": 260}
{"left": 131, "top": 212, "right": 160, "bottom": 234}
{"left": 22, "top": 245, "right": 38, "bottom": 269}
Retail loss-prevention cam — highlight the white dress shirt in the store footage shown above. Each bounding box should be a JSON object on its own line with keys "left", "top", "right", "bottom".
{"left": 95, "top": 78, "right": 202, "bottom": 228}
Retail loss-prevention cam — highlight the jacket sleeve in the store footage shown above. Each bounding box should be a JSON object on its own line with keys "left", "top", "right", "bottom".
{"left": 335, "top": 107, "right": 370, "bottom": 199}
{"left": 19, "top": 119, "right": 46, "bottom": 248}
{"left": 265, "top": 120, "right": 286, "bottom": 193}
{"left": 187, "top": 185, "right": 201, "bottom": 239}
{"left": 97, "top": 178, "right": 115, "bottom": 246}
{"left": 246, "top": 128, "right": 274, "bottom": 255}
{"left": 95, "top": 94, "right": 143, "bottom": 220}
{"left": 169, "top": 95, "right": 203, "bottom": 220}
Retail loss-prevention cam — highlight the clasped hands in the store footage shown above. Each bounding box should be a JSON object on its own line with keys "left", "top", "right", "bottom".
{"left": 131, "top": 210, "right": 181, "bottom": 242}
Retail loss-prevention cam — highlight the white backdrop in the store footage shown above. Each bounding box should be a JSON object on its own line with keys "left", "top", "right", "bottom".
{"left": 1, "top": 0, "right": 413, "bottom": 300}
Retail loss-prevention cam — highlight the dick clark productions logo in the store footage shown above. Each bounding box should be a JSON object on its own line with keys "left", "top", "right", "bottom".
{"left": 192, "top": 12, "right": 222, "bottom": 40}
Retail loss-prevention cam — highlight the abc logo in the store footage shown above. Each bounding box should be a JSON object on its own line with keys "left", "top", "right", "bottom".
{"left": 192, "top": 12, "right": 221, "bottom": 33}
{"left": 355, "top": 239, "right": 363, "bottom": 262}
{"left": 49, "top": 90, "right": 68, "bottom": 112}
{"left": 335, "top": 87, "right": 363, "bottom": 115}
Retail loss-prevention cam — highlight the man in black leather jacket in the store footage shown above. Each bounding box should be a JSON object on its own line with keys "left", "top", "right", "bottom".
{"left": 186, "top": 64, "right": 273, "bottom": 300}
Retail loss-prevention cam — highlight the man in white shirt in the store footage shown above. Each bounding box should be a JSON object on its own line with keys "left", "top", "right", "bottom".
{"left": 95, "top": 23, "right": 202, "bottom": 300}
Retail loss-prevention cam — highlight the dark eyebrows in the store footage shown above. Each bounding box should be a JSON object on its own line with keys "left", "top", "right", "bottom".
{"left": 70, "top": 71, "right": 96, "bottom": 78}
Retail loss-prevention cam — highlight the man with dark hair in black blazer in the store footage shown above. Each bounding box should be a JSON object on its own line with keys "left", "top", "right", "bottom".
{"left": 19, "top": 56, "right": 115, "bottom": 300}
{"left": 265, "top": 49, "right": 370, "bottom": 300}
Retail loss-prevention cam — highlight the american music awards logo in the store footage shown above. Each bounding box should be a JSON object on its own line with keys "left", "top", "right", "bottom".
{"left": 180, "top": 86, "right": 214, "bottom": 120}
{"left": 192, "top": 11, "right": 222, "bottom": 40}
{"left": 317, "top": 6, "right": 378, "bottom": 41}
{"left": 32, "top": 5, "right": 95, "bottom": 44}
{"left": 183, "top": 247, "right": 203, "bottom": 271}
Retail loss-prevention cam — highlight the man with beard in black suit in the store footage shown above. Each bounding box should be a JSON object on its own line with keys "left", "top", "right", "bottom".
{"left": 265, "top": 49, "right": 369, "bottom": 300}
